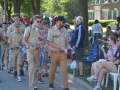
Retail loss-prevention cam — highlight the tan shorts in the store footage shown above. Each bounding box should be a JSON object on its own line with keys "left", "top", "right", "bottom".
{"left": 1, "top": 47, "right": 9, "bottom": 58}
{"left": 11, "top": 49, "right": 23, "bottom": 67}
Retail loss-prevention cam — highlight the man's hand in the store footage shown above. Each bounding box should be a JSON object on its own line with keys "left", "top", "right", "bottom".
{"left": 73, "top": 46, "right": 76, "bottom": 50}
{"left": 30, "top": 46, "right": 35, "bottom": 50}
{"left": 60, "top": 47, "right": 65, "bottom": 51}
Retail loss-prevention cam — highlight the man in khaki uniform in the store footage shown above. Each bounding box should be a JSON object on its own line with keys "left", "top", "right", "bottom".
{"left": 7, "top": 13, "right": 26, "bottom": 76}
{"left": 0, "top": 22, "right": 9, "bottom": 70}
{"left": 8, "top": 22, "right": 23, "bottom": 82}
{"left": 41, "top": 20, "right": 50, "bottom": 77}
{"left": 7, "top": 13, "right": 26, "bottom": 35}
{"left": 47, "top": 16, "right": 70, "bottom": 90}
{"left": 22, "top": 15, "right": 41, "bottom": 90}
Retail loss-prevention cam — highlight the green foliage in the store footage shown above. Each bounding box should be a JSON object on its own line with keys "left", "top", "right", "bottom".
{"left": 21, "top": 0, "right": 32, "bottom": 17}
{"left": 68, "top": 19, "right": 75, "bottom": 25}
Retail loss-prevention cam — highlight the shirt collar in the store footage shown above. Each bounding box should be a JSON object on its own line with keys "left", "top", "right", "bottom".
{"left": 13, "top": 30, "right": 20, "bottom": 33}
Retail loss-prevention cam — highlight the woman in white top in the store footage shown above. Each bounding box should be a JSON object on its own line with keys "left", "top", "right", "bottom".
{"left": 92, "top": 19, "right": 103, "bottom": 44}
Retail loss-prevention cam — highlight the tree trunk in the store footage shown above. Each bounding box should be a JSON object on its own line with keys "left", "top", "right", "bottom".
{"left": 78, "top": 0, "right": 88, "bottom": 47}
{"left": 7, "top": 1, "right": 12, "bottom": 21}
{"left": 30, "top": 0, "right": 41, "bottom": 15}
{"left": 36, "top": 0, "right": 40, "bottom": 15}
{"left": 30, "top": 0, "right": 36, "bottom": 15}
{"left": 13, "top": 0, "right": 24, "bottom": 14}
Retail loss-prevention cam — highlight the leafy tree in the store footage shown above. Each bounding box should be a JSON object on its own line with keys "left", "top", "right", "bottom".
{"left": 21, "top": 0, "right": 33, "bottom": 17}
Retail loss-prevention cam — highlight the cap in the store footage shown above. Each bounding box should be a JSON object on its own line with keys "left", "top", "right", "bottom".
{"left": 56, "top": 16, "right": 66, "bottom": 23}
{"left": 13, "top": 22, "right": 21, "bottom": 27}
{"left": 13, "top": 13, "right": 20, "bottom": 17}
{"left": 41, "top": 20, "right": 48, "bottom": 25}
{"left": 2, "top": 22, "right": 7, "bottom": 24}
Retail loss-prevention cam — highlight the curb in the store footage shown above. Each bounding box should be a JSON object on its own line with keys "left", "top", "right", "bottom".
{"left": 53, "top": 67, "right": 93, "bottom": 90}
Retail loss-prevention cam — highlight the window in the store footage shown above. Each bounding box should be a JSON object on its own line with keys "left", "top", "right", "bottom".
{"left": 112, "top": 9, "right": 119, "bottom": 19}
{"left": 102, "top": 0, "right": 110, "bottom": 4}
{"left": 95, "top": 0, "right": 100, "bottom": 5}
{"left": 102, "top": 9, "right": 109, "bottom": 20}
{"left": 88, "top": 11, "right": 94, "bottom": 20}
{"left": 112, "top": 0, "right": 119, "bottom": 2}
{"left": 88, "top": 0, "right": 94, "bottom": 6}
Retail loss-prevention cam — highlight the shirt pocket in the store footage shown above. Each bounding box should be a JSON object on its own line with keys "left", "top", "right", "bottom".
{"left": 53, "top": 34, "right": 60, "bottom": 44}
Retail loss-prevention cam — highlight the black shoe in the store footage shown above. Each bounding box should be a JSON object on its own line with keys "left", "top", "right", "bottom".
{"left": 42, "top": 73, "right": 49, "bottom": 77}
{"left": 64, "top": 88, "right": 69, "bottom": 90}
{"left": 20, "top": 70, "right": 24, "bottom": 76}
{"left": 75, "top": 75, "right": 84, "bottom": 78}
{"left": 37, "top": 79, "right": 44, "bottom": 84}
{"left": 14, "top": 71, "right": 17, "bottom": 77}
{"left": 49, "top": 84, "right": 54, "bottom": 89}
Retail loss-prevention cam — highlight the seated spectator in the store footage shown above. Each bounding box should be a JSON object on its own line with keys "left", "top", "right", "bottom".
{"left": 105, "top": 26, "right": 113, "bottom": 39}
{"left": 87, "top": 36, "right": 117, "bottom": 79}
{"left": 87, "top": 36, "right": 120, "bottom": 90}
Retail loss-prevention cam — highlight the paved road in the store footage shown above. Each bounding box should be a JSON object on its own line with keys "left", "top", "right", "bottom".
{"left": 0, "top": 70, "right": 62, "bottom": 90}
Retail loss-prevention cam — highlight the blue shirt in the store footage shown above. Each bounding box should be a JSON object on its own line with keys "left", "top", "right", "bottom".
{"left": 116, "top": 24, "right": 120, "bottom": 31}
{"left": 71, "top": 24, "right": 86, "bottom": 48}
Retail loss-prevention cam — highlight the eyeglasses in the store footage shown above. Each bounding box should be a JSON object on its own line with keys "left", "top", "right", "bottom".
{"left": 37, "top": 21, "right": 41, "bottom": 23}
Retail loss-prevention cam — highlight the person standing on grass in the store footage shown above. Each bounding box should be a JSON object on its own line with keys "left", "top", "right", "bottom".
{"left": 91, "top": 19, "right": 103, "bottom": 44}
{"left": 71, "top": 16, "right": 86, "bottom": 78}
{"left": 115, "top": 16, "right": 120, "bottom": 38}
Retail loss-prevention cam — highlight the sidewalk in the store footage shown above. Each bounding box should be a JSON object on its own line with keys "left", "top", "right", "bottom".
{"left": 0, "top": 69, "right": 62, "bottom": 90}
{"left": 54, "top": 67, "right": 93, "bottom": 90}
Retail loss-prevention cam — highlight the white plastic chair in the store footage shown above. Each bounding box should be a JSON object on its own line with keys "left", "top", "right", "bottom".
{"left": 105, "top": 65, "right": 120, "bottom": 90}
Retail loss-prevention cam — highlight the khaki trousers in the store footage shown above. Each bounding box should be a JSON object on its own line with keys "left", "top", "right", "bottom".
{"left": 27, "top": 49, "right": 40, "bottom": 89}
{"left": 49, "top": 52, "right": 68, "bottom": 88}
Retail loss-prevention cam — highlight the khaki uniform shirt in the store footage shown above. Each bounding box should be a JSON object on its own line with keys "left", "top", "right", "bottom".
{"left": 7, "top": 22, "right": 26, "bottom": 35}
{"left": 0, "top": 28, "right": 9, "bottom": 48}
{"left": 47, "top": 25, "right": 68, "bottom": 52}
{"left": 8, "top": 31, "right": 23, "bottom": 47}
{"left": 23, "top": 25, "right": 40, "bottom": 47}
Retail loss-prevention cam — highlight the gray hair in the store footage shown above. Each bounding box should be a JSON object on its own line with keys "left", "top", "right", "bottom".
{"left": 76, "top": 16, "right": 83, "bottom": 23}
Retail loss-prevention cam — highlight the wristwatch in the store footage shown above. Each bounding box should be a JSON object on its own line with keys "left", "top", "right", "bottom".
{"left": 26, "top": 45, "right": 30, "bottom": 49}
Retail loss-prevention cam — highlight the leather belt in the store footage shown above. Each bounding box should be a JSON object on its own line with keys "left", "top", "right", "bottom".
{"left": 51, "top": 50, "right": 64, "bottom": 53}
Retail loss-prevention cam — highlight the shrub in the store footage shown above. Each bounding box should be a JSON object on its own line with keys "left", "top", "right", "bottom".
{"left": 68, "top": 19, "right": 75, "bottom": 25}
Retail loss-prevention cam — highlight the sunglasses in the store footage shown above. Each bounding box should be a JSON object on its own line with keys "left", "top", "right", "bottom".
{"left": 37, "top": 21, "right": 41, "bottom": 23}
